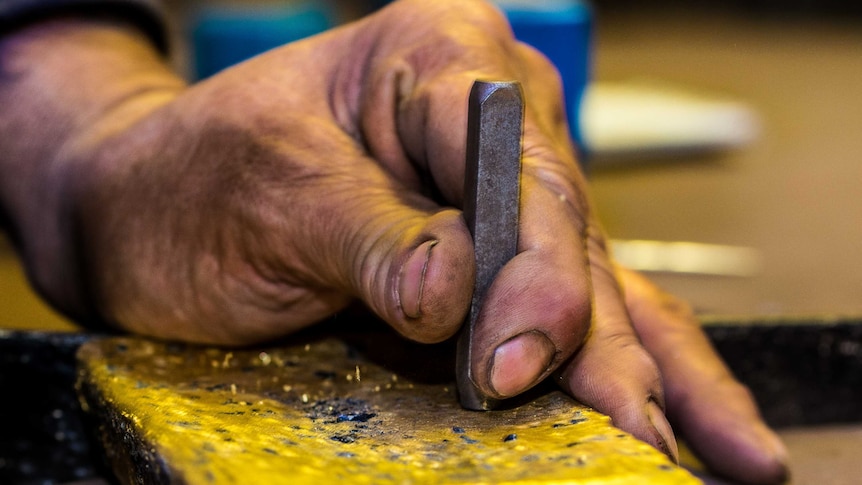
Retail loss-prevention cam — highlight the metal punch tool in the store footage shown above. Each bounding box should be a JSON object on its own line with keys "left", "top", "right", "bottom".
{"left": 456, "top": 80, "right": 524, "bottom": 411}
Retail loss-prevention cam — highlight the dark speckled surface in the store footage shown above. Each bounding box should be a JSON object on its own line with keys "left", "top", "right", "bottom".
{"left": 1, "top": 315, "right": 861, "bottom": 483}
{"left": 0, "top": 330, "right": 107, "bottom": 484}
{"left": 74, "top": 330, "right": 692, "bottom": 484}
{"left": 702, "top": 316, "right": 862, "bottom": 427}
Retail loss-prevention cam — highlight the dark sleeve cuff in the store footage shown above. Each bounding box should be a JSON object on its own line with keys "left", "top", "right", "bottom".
{"left": 0, "top": 0, "right": 168, "bottom": 53}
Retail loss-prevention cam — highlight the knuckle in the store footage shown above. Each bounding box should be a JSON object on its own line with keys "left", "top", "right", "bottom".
{"left": 516, "top": 253, "right": 593, "bottom": 314}
{"left": 517, "top": 42, "right": 566, "bottom": 96}
{"left": 643, "top": 294, "right": 704, "bottom": 346}
{"left": 657, "top": 291, "right": 697, "bottom": 321}
{"left": 554, "top": 277, "right": 593, "bottom": 326}
{"left": 603, "top": 328, "right": 661, "bottom": 380}
{"left": 523, "top": 150, "right": 590, "bottom": 224}
{"left": 414, "top": 0, "right": 512, "bottom": 35}
{"left": 388, "top": 0, "right": 518, "bottom": 64}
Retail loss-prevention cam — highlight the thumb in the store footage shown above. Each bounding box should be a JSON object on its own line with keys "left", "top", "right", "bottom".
{"left": 355, "top": 206, "right": 476, "bottom": 343}
{"left": 289, "top": 150, "right": 475, "bottom": 343}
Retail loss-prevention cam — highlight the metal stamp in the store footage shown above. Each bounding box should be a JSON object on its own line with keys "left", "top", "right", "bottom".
{"left": 457, "top": 80, "right": 524, "bottom": 411}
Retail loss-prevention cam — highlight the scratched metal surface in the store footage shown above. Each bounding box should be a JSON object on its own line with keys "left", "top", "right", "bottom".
{"left": 75, "top": 329, "right": 696, "bottom": 484}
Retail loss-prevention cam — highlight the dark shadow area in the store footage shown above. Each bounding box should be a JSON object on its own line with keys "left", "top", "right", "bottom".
{"left": 0, "top": 331, "right": 113, "bottom": 485}
{"left": 592, "top": 0, "right": 862, "bottom": 19}
{"left": 703, "top": 316, "right": 862, "bottom": 428}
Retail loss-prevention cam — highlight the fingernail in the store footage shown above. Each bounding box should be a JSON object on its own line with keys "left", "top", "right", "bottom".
{"left": 760, "top": 425, "right": 789, "bottom": 463}
{"left": 489, "top": 331, "right": 556, "bottom": 397}
{"left": 647, "top": 399, "right": 679, "bottom": 464}
{"left": 757, "top": 423, "right": 791, "bottom": 481}
{"left": 398, "top": 240, "right": 437, "bottom": 318}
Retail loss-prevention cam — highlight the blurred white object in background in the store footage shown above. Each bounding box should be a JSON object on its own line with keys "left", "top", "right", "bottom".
{"left": 610, "top": 239, "right": 763, "bottom": 277}
{"left": 581, "top": 79, "right": 762, "bottom": 162}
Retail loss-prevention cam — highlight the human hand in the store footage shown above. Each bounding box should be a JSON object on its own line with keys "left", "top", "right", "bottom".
{"left": 0, "top": 1, "right": 785, "bottom": 483}
{"left": 608, "top": 268, "right": 788, "bottom": 483}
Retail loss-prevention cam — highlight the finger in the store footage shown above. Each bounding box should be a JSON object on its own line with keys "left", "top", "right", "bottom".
{"left": 619, "top": 268, "right": 789, "bottom": 485}
{"left": 555, "top": 228, "right": 679, "bottom": 463}
{"left": 269, "top": 129, "right": 476, "bottom": 344}
{"left": 358, "top": 0, "right": 574, "bottom": 204}
{"left": 466, "top": 173, "right": 592, "bottom": 398}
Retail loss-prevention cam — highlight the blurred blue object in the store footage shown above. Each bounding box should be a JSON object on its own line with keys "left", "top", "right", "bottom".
{"left": 358, "top": 0, "right": 593, "bottom": 145}
{"left": 492, "top": 0, "right": 593, "bottom": 146}
{"left": 189, "top": 0, "right": 592, "bottom": 146}
{"left": 190, "top": 1, "right": 334, "bottom": 80}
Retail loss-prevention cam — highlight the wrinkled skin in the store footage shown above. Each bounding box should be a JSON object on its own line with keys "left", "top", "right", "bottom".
{"left": 0, "top": 1, "right": 787, "bottom": 483}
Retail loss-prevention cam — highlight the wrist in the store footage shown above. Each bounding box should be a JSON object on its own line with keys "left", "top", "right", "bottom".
{"left": 0, "top": 17, "right": 184, "bottom": 321}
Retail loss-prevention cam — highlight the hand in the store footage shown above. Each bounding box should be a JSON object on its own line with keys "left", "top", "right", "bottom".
{"left": 0, "top": 1, "right": 786, "bottom": 483}
{"left": 614, "top": 268, "right": 788, "bottom": 483}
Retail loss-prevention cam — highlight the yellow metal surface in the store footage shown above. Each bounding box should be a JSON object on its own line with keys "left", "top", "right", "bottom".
{"left": 76, "top": 330, "right": 699, "bottom": 484}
